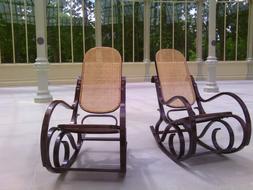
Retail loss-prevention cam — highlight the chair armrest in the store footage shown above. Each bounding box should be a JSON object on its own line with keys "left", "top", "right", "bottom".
{"left": 40, "top": 100, "right": 74, "bottom": 167}
{"left": 165, "top": 96, "right": 195, "bottom": 118}
{"left": 152, "top": 75, "right": 195, "bottom": 118}
{"left": 200, "top": 92, "right": 251, "bottom": 128}
{"left": 41, "top": 100, "right": 74, "bottom": 134}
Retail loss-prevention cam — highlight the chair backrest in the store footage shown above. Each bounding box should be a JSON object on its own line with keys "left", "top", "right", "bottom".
{"left": 79, "top": 47, "right": 122, "bottom": 113}
{"left": 155, "top": 49, "right": 196, "bottom": 108}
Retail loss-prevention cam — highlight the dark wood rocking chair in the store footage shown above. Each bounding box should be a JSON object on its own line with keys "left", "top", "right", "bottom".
{"left": 150, "top": 49, "right": 251, "bottom": 161}
{"left": 40, "top": 47, "right": 127, "bottom": 173}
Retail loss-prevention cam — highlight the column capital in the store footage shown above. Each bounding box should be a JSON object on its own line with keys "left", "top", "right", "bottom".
{"left": 35, "top": 57, "right": 48, "bottom": 63}
{"left": 34, "top": 62, "right": 50, "bottom": 71}
{"left": 206, "top": 56, "right": 217, "bottom": 62}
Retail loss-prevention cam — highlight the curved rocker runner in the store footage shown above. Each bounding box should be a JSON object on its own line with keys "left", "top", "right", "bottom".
{"left": 40, "top": 47, "right": 127, "bottom": 173}
{"left": 150, "top": 49, "right": 251, "bottom": 161}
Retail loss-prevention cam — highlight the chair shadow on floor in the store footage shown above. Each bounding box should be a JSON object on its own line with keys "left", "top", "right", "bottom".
{"left": 50, "top": 141, "right": 253, "bottom": 189}
{"left": 179, "top": 151, "right": 253, "bottom": 185}
{"left": 52, "top": 149, "right": 159, "bottom": 189}
{"left": 53, "top": 149, "right": 126, "bottom": 181}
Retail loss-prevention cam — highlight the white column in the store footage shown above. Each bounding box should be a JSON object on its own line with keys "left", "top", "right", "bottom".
{"left": 143, "top": 0, "right": 151, "bottom": 81}
{"left": 196, "top": 0, "right": 204, "bottom": 80}
{"left": 247, "top": 0, "right": 253, "bottom": 79}
{"left": 204, "top": 0, "right": 219, "bottom": 92}
{"left": 34, "top": 0, "right": 53, "bottom": 103}
{"left": 95, "top": 0, "right": 102, "bottom": 47}
{"left": 196, "top": 0, "right": 203, "bottom": 62}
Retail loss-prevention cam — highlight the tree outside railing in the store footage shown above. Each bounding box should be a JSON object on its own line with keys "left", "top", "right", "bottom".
{"left": 0, "top": 0, "right": 250, "bottom": 64}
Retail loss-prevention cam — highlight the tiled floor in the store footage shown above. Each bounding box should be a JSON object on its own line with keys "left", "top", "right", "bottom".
{"left": 0, "top": 81, "right": 253, "bottom": 190}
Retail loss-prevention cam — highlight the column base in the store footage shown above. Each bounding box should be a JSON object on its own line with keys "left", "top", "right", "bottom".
{"left": 144, "top": 76, "right": 151, "bottom": 82}
{"left": 34, "top": 91, "right": 53, "bottom": 103}
{"left": 195, "top": 60, "right": 205, "bottom": 81}
{"left": 34, "top": 62, "right": 53, "bottom": 103}
{"left": 246, "top": 59, "right": 253, "bottom": 80}
{"left": 204, "top": 82, "right": 219, "bottom": 93}
{"left": 144, "top": 59, "right": 151, "bottom": 82}
{"left": 204, "top": 57, "right": 219, "bottom": 93}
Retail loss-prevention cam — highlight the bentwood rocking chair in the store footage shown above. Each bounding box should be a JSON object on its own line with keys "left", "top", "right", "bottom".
{"left": 150, "top": 49, "right": 251, "bottom": 161}
{"left": 40, "top": 47, "right": 127, "bottom": 173}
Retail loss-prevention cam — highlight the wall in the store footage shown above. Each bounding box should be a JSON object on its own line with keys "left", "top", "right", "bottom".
{"left": 0, "top": 61, "right": 252, "bottom": 87}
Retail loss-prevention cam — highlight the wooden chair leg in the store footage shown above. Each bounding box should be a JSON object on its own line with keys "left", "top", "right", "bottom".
{"left": 120, "top": 139, "right": 127, "bottom": 173}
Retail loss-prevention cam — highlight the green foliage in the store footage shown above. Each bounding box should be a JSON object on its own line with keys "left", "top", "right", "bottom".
{"left": 0, "top": 0, "right": 250, "bottom": 63}
{"left": 216, "top": 2, "right": 248, "bottom": 60}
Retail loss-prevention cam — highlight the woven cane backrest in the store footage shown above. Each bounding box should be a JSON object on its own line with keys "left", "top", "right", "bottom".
{"left": 79, "top": 47, "right": 122, "bottom": 113}
{"left": 155, "top": 49, "right": 196, "bottom": 107}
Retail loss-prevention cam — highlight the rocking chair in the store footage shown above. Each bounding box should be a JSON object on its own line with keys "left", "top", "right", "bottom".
{"left": 150, "top": 49, "right": 251, "bottom": 161}
{"left": 40, "top": 47, "right": 126, "bottom": 173}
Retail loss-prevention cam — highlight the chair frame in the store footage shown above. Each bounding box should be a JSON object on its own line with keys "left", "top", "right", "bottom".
{"left": 40, "top": 77, "right": 126, "bottom": 173}
{"left": 150, "top": 55, "right": 251, "bottom": 161}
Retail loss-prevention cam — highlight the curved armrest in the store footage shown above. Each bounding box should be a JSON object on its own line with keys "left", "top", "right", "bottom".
{"left": 41, "top": 100, "right": 74, "bottom": 134}
{"left": 40, "top": 100, "right": 74, "bottom": 167}
{"left": 200, "top": 92, "right": 251, "bottom": 127}
{"left": 201, "top": 92, "right": 249, "bottom": 114}
{"left": 201, "top": 92, "right": 251, "bottom": 145}
{"left": 165, "top": 96, "right": 195, "bottom": 118}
